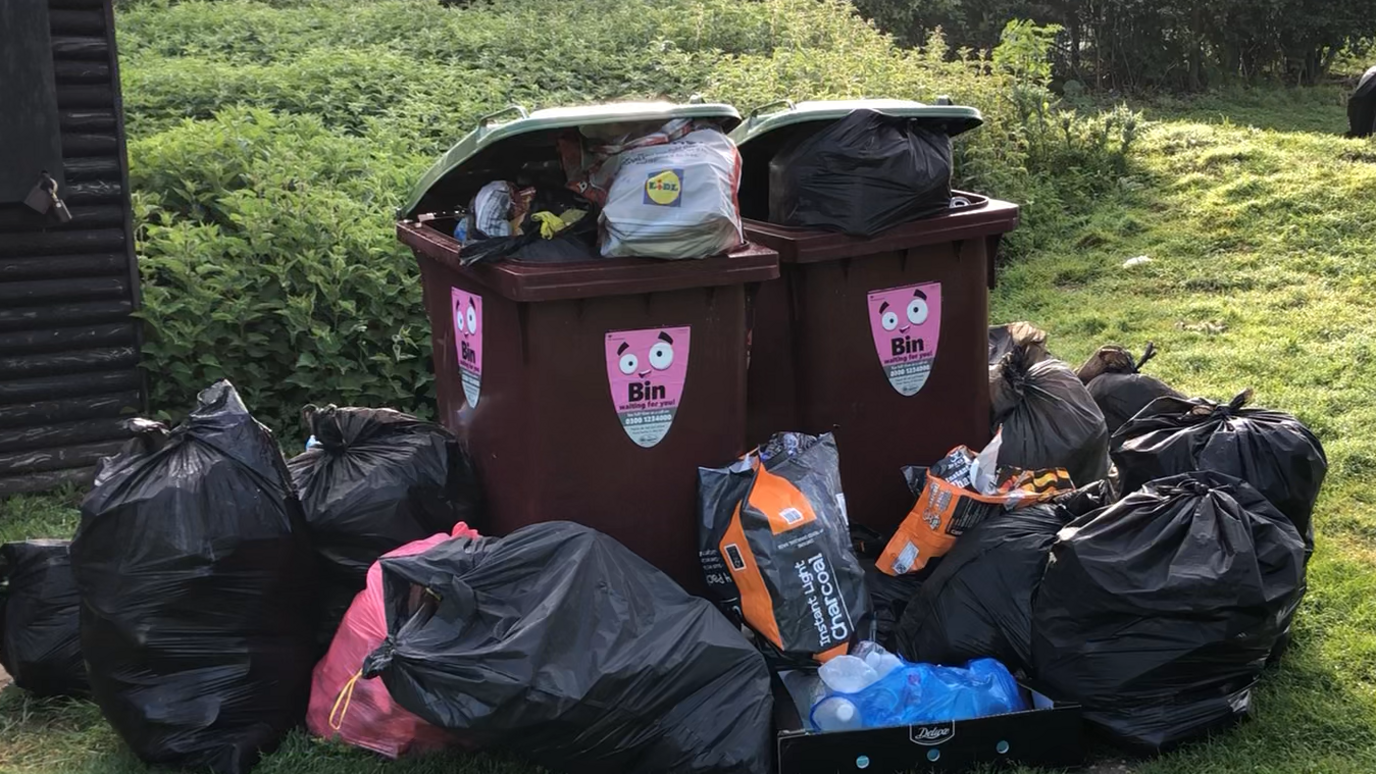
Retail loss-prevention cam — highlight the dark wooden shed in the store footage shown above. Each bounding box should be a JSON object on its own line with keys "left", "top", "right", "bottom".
{"left": 0, "top": 0, "right": 144, "bottom": 495}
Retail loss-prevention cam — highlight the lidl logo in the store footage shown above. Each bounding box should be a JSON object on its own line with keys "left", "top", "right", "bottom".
{"left": 644, "top": 168, "right": 684, "bottom": 207}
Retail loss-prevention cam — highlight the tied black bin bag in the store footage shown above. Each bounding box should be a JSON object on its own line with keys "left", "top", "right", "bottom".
{"left": 361, "top": 521, "right": 773, "bottom": 774}
{"left": 288, "top": 405, "right": 483, "bottom": 648}
{"left": 1031, "top": 471, "right": 1307, "bottom": 754}
{"left": 1111, "top": 390, "right": 1326, "bottom": 554}
{"left": 895, "top": 505, "right": 1067, "bottom": 673}
{"left": 768, "top": 109, "right": 952, "bottom": 237}
{"left": 72, "top": 382, "right": 317, "bottom": 774}
{"left": 1076, "top": 343, "right": 1183, "bottom": 435}
{"left": 0, "top": 540, "right": 88, "bottom": 698}
{"left": 991, "top": 346, "right": 1110, "bottom": 487}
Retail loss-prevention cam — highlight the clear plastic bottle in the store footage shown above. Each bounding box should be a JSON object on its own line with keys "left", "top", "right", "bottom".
{"left": 811, "top": 696, "right": 864, "bottom": 732}
{"left": 818, "top": 655, "right": 879, "bottom": 694}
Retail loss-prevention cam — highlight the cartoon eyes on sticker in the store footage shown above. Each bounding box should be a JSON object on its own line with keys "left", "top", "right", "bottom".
{"left": 619, "top": 352, "right": 639, "bottom": 375}
{"left": 649, "top": 340, "right": 674, "bottom": 371}
{"left": 907, "top": 296, "right": 929, "bottom": 326}
{"left": 881, "top": 309, "right": 900, "bottom": 332}
{"left": 465, "top": 304, "right": 478, "bottom": 335}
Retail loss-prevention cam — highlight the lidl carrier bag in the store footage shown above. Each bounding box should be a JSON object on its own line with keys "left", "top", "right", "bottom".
{"left": 698, "top": 433, "right": 871, "bottom": 665}
{"left": 600, "top": 128, "right": 743, "bottom": 259}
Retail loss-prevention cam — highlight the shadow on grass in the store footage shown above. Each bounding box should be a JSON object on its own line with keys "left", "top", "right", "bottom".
{"left": 1131, "top": 86, "right": 1353, "bottom": 136}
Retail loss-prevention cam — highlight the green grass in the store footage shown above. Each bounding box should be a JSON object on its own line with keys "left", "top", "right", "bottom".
{"left": 7, "top": 20, "right": 1376, "bottom": 774}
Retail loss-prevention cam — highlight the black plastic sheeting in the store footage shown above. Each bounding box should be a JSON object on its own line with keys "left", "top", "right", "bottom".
{"left": 362, "top": 521, "right": 773, "bottom": 774}
{"left": 1110, "top": 390, "right": 1326, "bottom": 554}
{"left": 768, "top": 109, "right": 952, "bottom": 237}
{"left": 1349, "top": 66, "right": 1376, "bottom": 138}
{"left": 991, "top": 347, "right": 1110, "bottom": 487}
{"left": 851, "top": 525, "right": 923, "bottom": 650}
{"left": 72, "top": 382, "right": 316, "bottom": 774}
{"left": 1032, "top": 471, "right": 1306, "bottom": 754}
{"left": 288, "top": 405, "right": 483, "bottom": 649}
{"left": 896, "top": 505, "right": 1067, "bottom": 673}
{"left": 0, "top": 539, "right": 88, "bottom": 698}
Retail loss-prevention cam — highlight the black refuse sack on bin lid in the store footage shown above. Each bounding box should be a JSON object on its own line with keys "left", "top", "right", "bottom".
{"left": 1031, "top": 471, "right": 1307, "bottom": 754}
{"left": 362, "top": 521, "right": 773, "bottom": 774}
{"left": 991, "top": 345, "right": 1110, "bottom": 488}
{"left": 768, "top": 109, "right": 952, "bottom": 238}
{"left": 0, "top": 540, "right": 88, "bottom": 698}
{"left": 1110, "top": 389, "right": 1326, "bottom": 553}
{"left": 1076, "top": 343, "right": 1184, "bottom": 435}
{"left": 288, "top": 405, "right": 483, "bottom": 649}
{"left": 72, "top": 382, "right": 317, "bottom": 774}
{"left": 895, "top": 504, "right": 1066, "bottom": 673}
{"left": 698, "top": 432, "right": 872, "bottom": 666}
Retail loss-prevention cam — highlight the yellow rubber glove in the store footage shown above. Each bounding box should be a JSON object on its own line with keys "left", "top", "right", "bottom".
{"left": 531, "top": 209, "right": 588, "bottom": 239}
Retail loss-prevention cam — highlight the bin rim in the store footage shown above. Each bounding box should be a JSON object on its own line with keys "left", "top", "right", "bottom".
{"left": 729, "top": 99, "right": 983, "bottom": 147}
{"left": 401, "top": 100, "right": 742, "bottom": 219}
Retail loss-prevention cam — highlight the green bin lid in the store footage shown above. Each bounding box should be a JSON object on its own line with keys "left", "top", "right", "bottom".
{"left": 401, "top": 100, "right": 742, "bottom": 219}
{"left": 728, "top": 98, "right": 983, "bottom": 148}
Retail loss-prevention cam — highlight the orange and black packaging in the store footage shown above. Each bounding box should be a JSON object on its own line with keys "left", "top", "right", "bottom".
{"left": 698, "top": 433, "right": 872, "bottom": 666}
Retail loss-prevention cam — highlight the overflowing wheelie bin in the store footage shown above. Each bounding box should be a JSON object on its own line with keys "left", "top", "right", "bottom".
{"left": 397, "top": 102, "right": 778, "bottom": 591}
{"left": 731, "top": 99, "right": 1020, "bottom": 533}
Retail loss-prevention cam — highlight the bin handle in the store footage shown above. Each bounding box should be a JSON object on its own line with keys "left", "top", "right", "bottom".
{"left": 476, "top": 105, "right": 530, "bottom": 132}
{"left": 747, "top": 99, "right": 796, "bottom": 121}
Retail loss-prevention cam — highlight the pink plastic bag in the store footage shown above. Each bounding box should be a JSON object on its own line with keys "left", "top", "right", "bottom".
{"left": 306, "top": 523, "right": 480, "bottom": 758}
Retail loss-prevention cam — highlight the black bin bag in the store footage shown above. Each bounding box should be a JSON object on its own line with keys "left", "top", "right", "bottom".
{"left": 1076, "top": 343, "right": 1183, "bottom": 435}
{"left": 1349, "top": 65, "right": 1376, "bottom": 138}
{"left": 851, "top": 525, "right": 922, "bottom": 650}
{"left": 768, "top": 109, "right": 952, "bottom": 237}
{"left": 288, "top": 405, "right": 483, "bottom": 648}
{"left": 1111, "top": 390, "right": 1326, "bottom": 554}
{"left": 1031, "top": 471, "right": 1307, "bottom": 754}
{"left": 991, "top": 345, "right": 1110, "bottom": 487}
{"left": 0, "top": 540, "right": 88, "bottom": 698}
{"left": 896, "top": 505, "right": 1066, "bottom": 673}
{"left": 72, "top": 382, "right": 317, "bottom": 774}
{"left": 362, "top": 521, "right": 773, "bottom": 774}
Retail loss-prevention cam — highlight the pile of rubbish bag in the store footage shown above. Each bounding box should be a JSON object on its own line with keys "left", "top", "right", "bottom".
{"left": 14, "top": 379, "right": 772, "bottom": 774}
{"left": 0, "top": 317, "right": 1329, "bottom": 773}
{"left": 442, "top": 116, "right": 745, "bottom": 265}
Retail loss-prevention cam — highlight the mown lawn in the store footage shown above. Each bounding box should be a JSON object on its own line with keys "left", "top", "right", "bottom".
{"left": 4, "top": 79, "right": 1376, "bottom": 774}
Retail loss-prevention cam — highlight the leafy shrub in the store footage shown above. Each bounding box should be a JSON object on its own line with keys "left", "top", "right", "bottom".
{"left": 121, "top": 0, "right": 1139, "bottom": 434}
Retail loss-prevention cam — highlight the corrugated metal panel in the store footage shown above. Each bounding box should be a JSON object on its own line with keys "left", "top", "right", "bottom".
{"left": 0, "top": 0, "right": 144, "bottom": 496}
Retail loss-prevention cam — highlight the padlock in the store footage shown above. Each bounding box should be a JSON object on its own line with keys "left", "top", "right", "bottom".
{"left": 22, "top": 173, "right": 53, "bottom": 215}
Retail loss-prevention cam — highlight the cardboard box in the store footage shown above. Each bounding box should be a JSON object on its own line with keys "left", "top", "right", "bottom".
{"left": 774, "top": 672, "right": 1083, "bottom": 773}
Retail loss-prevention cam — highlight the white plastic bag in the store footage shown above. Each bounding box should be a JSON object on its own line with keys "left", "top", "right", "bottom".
{"left": 599, "top": 128, "right": 743, "bottom": 259}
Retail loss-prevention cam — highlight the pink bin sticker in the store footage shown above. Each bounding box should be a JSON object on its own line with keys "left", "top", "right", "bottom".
{"left": 605, "top": 326, "right": 691, "bottom": 448}
{"left": 450, "top": 288, "right": 482, "bottom": 407}
{"left": 867, "top": 282, "right": 942, "bottom": 397}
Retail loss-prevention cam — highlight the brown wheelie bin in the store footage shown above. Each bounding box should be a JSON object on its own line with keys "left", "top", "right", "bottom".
{"left": 731, "top": 99, "right": 1019, "bottom": 533}
{"left": 397, "top": 102, "right": 778, "bottom": 592}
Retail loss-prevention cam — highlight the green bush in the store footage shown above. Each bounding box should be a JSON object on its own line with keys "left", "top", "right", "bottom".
{"left": 122, "top": 0, "right": 1139, "bottom": 435}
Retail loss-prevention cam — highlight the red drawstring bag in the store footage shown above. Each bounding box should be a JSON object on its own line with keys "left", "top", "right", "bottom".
{"left": 306, "top": 523, "right": 480, "bottom": 758}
